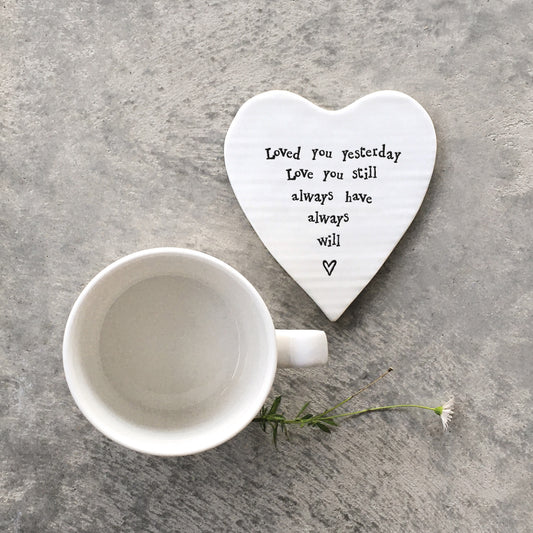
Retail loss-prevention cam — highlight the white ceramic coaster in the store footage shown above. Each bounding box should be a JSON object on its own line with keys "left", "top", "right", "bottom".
{"left": 224, "top": 90, "right": 436, "bottom": 321}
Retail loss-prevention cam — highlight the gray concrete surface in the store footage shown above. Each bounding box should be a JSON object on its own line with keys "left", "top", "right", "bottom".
{"left": 1, "top": 1, "right": 532, "bottom": 531}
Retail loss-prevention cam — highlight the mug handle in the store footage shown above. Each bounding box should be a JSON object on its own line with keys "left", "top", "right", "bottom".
{"left": 275, "top": 330, "right": 328, "bottom": 368}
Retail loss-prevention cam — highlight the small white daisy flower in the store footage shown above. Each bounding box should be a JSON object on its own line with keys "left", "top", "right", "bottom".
{"left": 435, "top": 398, "right": 454, "bottom": 430}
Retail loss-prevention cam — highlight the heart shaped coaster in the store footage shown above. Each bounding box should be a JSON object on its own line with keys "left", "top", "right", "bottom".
{"left": 224, "top": 90, "right": 436, "bottom": 321}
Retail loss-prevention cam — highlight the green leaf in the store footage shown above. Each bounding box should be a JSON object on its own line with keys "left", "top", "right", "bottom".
{"left": 296, "top": 401, "right": 311, "bottom": 418}
{"left": 268, "top": 396, "right": 282, "bottom": 416}
{"left": 300, "top": 413, "right": 313, "bottom": 420}
{"left": 315, "top": 422, "right": 331, "bottom": 433}
{"left": 272, "top": 423, "right": 279, "bottom": 447}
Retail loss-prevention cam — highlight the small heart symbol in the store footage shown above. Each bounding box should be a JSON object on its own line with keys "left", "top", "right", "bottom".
{"left": 323, "top": 260, "right": 337, "bottom": 276}
{"left": 225, "top": 90, "right": 436, "bottom": 321}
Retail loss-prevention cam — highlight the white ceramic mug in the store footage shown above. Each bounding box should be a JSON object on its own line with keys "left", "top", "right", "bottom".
{"left": 63, "top": 248, "right": 327, "bottom": 456}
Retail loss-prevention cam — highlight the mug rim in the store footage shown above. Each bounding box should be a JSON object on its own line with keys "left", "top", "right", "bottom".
{"left": 63, "top": 247, "right": 277, "bottom": 455}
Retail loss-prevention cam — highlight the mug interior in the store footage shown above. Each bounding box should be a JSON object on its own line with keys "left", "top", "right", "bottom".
{"left": 63, "top": 249, "right": 277, "bottom": 455}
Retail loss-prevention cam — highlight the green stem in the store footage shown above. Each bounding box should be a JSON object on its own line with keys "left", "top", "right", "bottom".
{"left": 253, "top": 404, "right": 437, "bottom": 426}
{"left": 319, "top": 367, "right": 394, "bottom": 418}
{"left": 321, "top": 404, "right": 437, "bottom": 421}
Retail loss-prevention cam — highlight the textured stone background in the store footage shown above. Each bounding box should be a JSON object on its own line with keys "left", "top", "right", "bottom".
{"left": 1, "top": 1, "right": 532, "bottom": 532}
